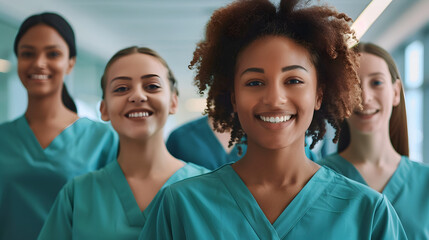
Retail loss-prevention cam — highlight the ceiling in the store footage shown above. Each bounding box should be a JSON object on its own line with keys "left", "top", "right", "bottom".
{"left": 0, "top": 0, "right": 427, "bottom": 120}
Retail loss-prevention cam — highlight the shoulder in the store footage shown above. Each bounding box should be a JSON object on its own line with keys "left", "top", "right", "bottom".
{"left": 318, "top": 153, "right": 342, "bottom": 170}
{"left": 75, "top": 118, "right": 117, "bottom": 139}
{"left": 322, "top": 166, "right": 382, "bottom": 203}
{"left": 168, "top": 117, "right": 208, "bottom": 137}
{"left": 166, "top": 165, "right": 226, "bottom": 196}
{"left": 403, "top": 156, "right": 429, "bottom": 180}
{"left": 0, "top": 116, "right": 22, "bottom": 133}
{"left": 64, "top": 162, "right": 112, "bottom": 193}
{"left": 77, "top": 118, "right": 114, "bottom": 132}
{"left": 181, "top": 162, "right": 211, "bottom": 175}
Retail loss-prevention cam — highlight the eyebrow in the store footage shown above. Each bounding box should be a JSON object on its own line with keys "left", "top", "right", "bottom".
{"left": 19, "top": 45, "right": 62, "bottom": 50}
{"left": 240, "top": 65, "right": 308, "bottom": 76}
{"left": 368, "top": 72, "right": 386, "bottom": 77}
{"left": 110, "top": 74, "right": 161, "bottom": 84}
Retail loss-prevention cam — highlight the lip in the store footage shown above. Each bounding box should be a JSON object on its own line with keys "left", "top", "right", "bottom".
{"left": 354, "top": 109, "right": 379, "bottom": 120}
{"left": 125, "top": 108, "right": 154, "bottom": 119}
{"left": 255, "top": 111, "right": 296, "bottom": 130}
{"left": 28, "top": 74, "right": 51, "bottom": 80}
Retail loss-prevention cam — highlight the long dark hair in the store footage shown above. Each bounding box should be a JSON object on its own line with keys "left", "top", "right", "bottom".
{"left": 14, "top": 12, "right": 77, "bottom": 113}
{"left": 338, "top": 42, "right": 409, "bottom": 156}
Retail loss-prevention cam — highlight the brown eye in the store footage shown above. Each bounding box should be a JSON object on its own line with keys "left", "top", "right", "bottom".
{"left": 113, "top": 86, "right": 129, "bottom": 93}
{"left": 19, "top": 51, "right": 34, "bottom": 58}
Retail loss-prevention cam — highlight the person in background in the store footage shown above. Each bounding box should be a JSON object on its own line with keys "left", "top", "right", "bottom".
{"left": 139, "top": 0, "right": 407, "bottom": 239}
{"left": 0, "top": 12, "right": 118, "bottom": 240}
{"left": 318, "top": 42, "right": 429, "bottom": 239}
{"left": 38, "top": 46, "right": 209, "bottom": 240}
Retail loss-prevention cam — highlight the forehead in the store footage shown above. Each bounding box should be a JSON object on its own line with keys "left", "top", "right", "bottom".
{"left": 106, "top": 53, "right": 168, "bottom": 80}
{"left": 18, "top": 24, "right": 68, "bottom": 49}
{"left": 358, "top": 53, "right": 390, "bottom": 77}
{"left": 235, "top": 36, "right": 314, "bottom": 71}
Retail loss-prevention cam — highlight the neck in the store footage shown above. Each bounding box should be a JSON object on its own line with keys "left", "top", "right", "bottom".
{"left": 25, "top": 92, "right": 77, "bottom": 124}
{"left": 117, "top": 131, "right": 178, "bottom": 178}
{"left": 233, "top": 137, "right": 319, "bottom": 186}
{"left": 341, "top": 129, "right": 400, "bottom": 165}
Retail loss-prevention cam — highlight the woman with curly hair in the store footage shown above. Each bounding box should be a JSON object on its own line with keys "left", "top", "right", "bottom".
{"left": 319, "top": 42, "right": 429, "bottom": 239}
{"left": 139, "top": 0, "right": 407, "bottom": 239}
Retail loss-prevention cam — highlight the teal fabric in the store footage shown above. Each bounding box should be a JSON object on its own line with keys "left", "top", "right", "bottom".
{"left": 167, "top": 116, "right": 317, "bottom": 170}
{"left": 0, "top": 116, "right": 118, "bottom": 240}
{"left": 139, "top": 165, "right": 407, "bottom": 239}
{"left": 38, "top": 161, "right": 209, "bottom": 240}
{"left": 166, "top": 116, "right": 246, "bottom": 170}
{"left": 319, "top": 154, "right": 429, "bottom": 240}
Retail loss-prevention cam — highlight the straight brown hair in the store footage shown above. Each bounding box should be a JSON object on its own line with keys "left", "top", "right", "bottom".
{"left": 338, "top": 42, "right": 409, "bottom": 156}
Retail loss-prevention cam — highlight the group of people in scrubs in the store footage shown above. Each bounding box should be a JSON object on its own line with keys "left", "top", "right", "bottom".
{"left": 0, "top": 0, "right": 427, "bottom": 239}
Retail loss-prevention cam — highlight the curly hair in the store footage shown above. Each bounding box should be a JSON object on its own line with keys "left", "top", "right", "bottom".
{"left": 189, "top": 0, "right": 361, "bottom": 149}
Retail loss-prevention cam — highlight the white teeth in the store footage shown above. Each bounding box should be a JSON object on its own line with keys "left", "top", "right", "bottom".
{"left": 259, "top": 115, "right": 292, "bottom": 123}
{"left": 128, "top": 112, "right": 150, "bottom": 118}
{"left": 31, "top": 74, "right": 49, "bottom": 80}
{"left": 359, "top": 109, "right": 377, "bottom": 115}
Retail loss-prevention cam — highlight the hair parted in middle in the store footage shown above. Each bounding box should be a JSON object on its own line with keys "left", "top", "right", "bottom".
{"left": 189, "top": 0, "right": 361, "bottom": 149}
{"left": 100, "top": 46, "right": 179, "bottom": 99}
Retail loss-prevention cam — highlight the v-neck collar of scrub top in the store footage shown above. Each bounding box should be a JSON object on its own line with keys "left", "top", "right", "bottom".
{"left": 105, "top": 160, "right": 190, "bottom": 227}
{"left": 329, "top": 154, "right": 410, "bottom": 204}
{"left": 16, "top": 115, "right": 85, "bottom": 157}
{"left": 218, "top": 164, "right": 331, "bottom": 239}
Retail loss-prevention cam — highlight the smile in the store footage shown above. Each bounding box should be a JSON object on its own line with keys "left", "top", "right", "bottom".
{"left": 30, "top": 74, "right": 50, "bottom": 80}
{"left": 127, "top": 112, "right": 151, "bottom": 118}
{"left": 259, "top": 115, "right": 293, "bottom": 123}
{"left": 354, "top": 109, "right": 379, "bottom": 116}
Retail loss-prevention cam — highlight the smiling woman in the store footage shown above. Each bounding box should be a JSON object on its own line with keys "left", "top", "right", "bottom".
{"left": 319, "top": 42, "right": 429, "bottom": 239}
{"left": 37, "top": 46, "right": 209, "bottom": 240}
{"left": 0, "top": 12, "right": 118, "bottom": 240}
{"left": 139, "top": 0, "right": 408, "bottom": 239}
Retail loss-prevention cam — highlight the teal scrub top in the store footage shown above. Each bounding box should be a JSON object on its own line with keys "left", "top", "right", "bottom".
{"left": 167, "top": 116, "right": 317, "bottom": 170}
{"left": 0, "top": 116, "right": 118, "bottom": 240}
{"left": 319, "top": 154, "right": 429, "bottom": 240}
{"left": 38, "top": 160, "right": 209, "bottom": 240}
{"left": 139, "top": 164, "right": 407, "bottom": 239}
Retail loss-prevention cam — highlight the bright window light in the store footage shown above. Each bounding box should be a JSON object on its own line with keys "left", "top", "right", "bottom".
{"left": 405, "top": 40, "right": 424, "bottom": 89}
{"left": 0, "top": 59, "right": 11, "bottom": 73}
{"left": 405, "top": 89, "right": 423, "bottom": 162}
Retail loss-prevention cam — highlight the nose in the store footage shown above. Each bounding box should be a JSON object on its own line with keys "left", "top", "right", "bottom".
{"left": 361, "top": 84, "right": 373, "bottom": 104}
{"left": 128, "top": 88, "right": 148, "bottom": 103}
{"left": 262, "top": 82, "right": 287, "bottom": 106}
{"left": 34, "top": 54, "right": 47, "bottom": 69}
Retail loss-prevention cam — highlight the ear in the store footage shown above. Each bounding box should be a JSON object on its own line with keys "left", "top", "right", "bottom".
{"left": 99, "top": 100, "right": 110, "bottom": 121}
{"left": 392, "top": 80, "right": 401, "bottom": 107}
{"left": 66, "top": 57, "right": 76, "bottom": 74}
{"left": 314, "top": 87, "right": 323, "bottom": 110}
{"left": 230, "top": 91, "right": 237, "bottom": 112}
{"left": 169, "top": 93, "right": 179, "bottom": 114}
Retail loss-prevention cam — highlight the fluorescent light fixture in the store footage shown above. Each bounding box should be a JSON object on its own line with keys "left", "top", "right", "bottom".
{"left": 347, "top": 0, "right": 393, "bottom": 48}
{"left": 0, "top": 59, "right": 11, "bottom": 73}
{"left": 185, "top": 98, "right": 206, "bottom": 113}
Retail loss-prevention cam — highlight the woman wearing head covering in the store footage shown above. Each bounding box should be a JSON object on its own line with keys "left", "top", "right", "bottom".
{"left": 0, "top": 12, "right": 118, "bottom": 239}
